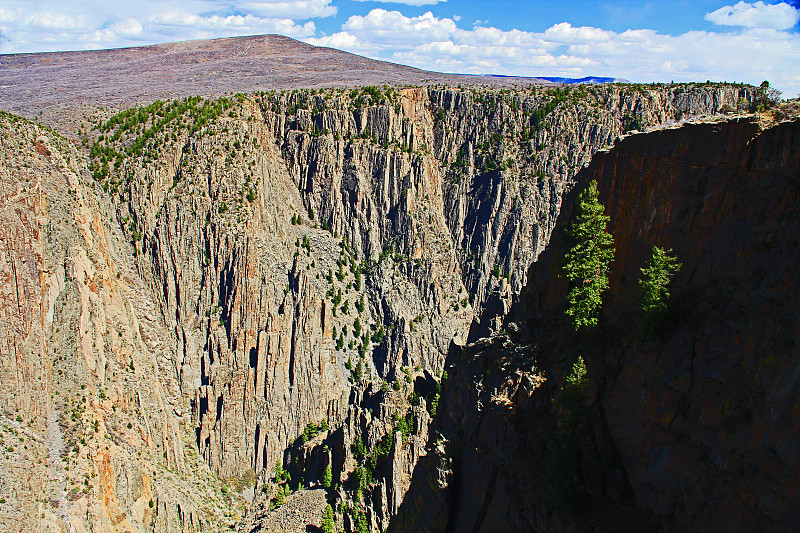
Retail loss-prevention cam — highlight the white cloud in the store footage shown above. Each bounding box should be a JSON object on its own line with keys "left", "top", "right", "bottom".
{"left": 351, "top": 0, "right": 444, "bottom": 6}
{"left": 0, "top": 1, "right": 798, "bottom": 98}
{"left": 0, "top": 8, "right": 21, "bottom": 24}
{"left": 543, "top": 22, "right": 613, "bottom": 43}
{"left": 26, "top": 12, "right": 88, "bottom": 30}
{"left": 705, "top": 1, "right": 799, "bottom": 30}
{"left": 111, "top": 18, "right": 144, "bottom": 37}
{"left": 0, "top": 0, "right": 321, "bottom": 53}
{"left": 85, "top": 19, "right": 145, "bottom": 43}
{"left": 341, "top": 10, "right": 459, "bottom": 44}
{"left": 237, "top": 0, "right": 336, "bottom": 19}
{"left": 307, "top": 9, "right": 800, "bottom": 96}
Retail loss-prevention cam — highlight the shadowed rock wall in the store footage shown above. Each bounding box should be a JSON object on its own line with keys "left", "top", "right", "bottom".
{"left": 396, "top": 116, "right": 800, "bottom": 532}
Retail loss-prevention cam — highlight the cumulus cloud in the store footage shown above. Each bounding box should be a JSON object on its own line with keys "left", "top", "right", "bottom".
{"left": 26, "top": 12, "right": 88, "bottom": 30}
{"left": 237, "top": 0, "right": 336, "bottom": 19}
{"left": 0, "top": 1, "right": 798, "bottom": 97}
{"left": 351, "top": 0, "right": 444, "bottom": 5}
{"left": 307, "top": 9, "right": 800, "bottom": 96}
{"left": 341, "top": 10, "right": 459, "bottom": 44}
{"left": 0, "top": 0, "right": 323, "bottom": 53}
{"left": 705, "top": 1, "right": 799, "bottom": 29}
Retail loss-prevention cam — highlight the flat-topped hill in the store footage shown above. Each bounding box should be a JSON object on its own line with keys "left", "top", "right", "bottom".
{"left": 0, "top": 34, "right": 546, "bottom": 132}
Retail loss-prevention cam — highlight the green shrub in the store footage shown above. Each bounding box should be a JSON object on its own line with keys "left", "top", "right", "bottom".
{"left": 301, "top": 421, "right": 320, "bottom": 443}
{"left": 352, "top": 436, "right": 367, "bottom": 462}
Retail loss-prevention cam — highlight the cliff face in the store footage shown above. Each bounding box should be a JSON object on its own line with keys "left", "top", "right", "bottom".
{"left": 0, "top": 81, "right": 759, "bottom": 532}
{"left": 102, "top": 83, "right": 749, "bottom": 500}
{"left": 399, "top": 115, "right": 800, "bottom": 532}
{"left": 564, "top": 117, "right": 800, "bottom": 530}
{"left": 0, "top": 113, "right": 240, "bottom": 532}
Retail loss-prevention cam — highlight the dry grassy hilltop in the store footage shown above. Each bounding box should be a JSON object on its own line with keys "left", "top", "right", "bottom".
{"left": 0, "top": 34, "right": 547, "bottom": 135}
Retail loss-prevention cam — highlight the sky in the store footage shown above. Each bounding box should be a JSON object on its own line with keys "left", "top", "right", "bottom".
{"left": 1, "top": 1, "right": 798, "bottom": 96}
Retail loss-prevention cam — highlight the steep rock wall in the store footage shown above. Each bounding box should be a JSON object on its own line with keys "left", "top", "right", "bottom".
{"left": 397, "top": 115, "right": 800, "bottom": 532}
{"left": 90, "top": 82, "right": 753, "bottom": 530}
{"left": 0, "top": 113, "right": 238, "bottom": 532}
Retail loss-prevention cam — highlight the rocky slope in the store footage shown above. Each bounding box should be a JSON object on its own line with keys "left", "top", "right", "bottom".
{"left": 0, "top": 80, "right": 759, "bottom": 532}
{"left": 0, "top": 112, "right": 241, "bottom": 532}
{"left": 395, "top": 113, "right": 800, "bottom": 532}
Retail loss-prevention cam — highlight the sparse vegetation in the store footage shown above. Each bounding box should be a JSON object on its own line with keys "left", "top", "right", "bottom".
{"left": 322, "top": 504, "right": 335, "bottom": 533}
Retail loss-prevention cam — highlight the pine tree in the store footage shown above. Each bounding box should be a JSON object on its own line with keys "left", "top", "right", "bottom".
{"left": 563, "top": 180, "right": 615, "bottom": 330}
{"left": 323, "top": 464, "right": 332, "bottom": 489}
{"left": 639, "top": 246, "right": 681, "bottom": 332}
{"left": 274, "top": 484, "right": 286, "bottom": 507}
{"left": 274, "top": 460, "right": 285, "bottom": 482}
{"left": 356, "top": 509, "right": 369, "bottom": 533}
{"left": 564, "top": 355, "right": 587, "bottom": 393}
{"left": 322, "top": 504, "right": 335, "bottom": 533}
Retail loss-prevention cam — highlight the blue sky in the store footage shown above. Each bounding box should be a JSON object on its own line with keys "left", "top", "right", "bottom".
{"left": 1, "top": 1, "right": 798, "bottom": 95}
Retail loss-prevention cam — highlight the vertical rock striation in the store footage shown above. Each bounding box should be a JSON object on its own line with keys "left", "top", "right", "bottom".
{"left": 98, "top": 83, "right": 753, "bottom": 530}
{"left": 0, "top": 81, "right": 758, "bottom": 531}
{"left": 0, "top": 112, "right": 240, "bottom": 532}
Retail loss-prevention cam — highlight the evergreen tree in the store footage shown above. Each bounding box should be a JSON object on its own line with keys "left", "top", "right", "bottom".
{"left": 563, "top": 180, "right": 615, "bottom": 330}
{"left": 356, "top": 509, "right": 369, "bottom": 533}
{"left": 639, "top": 246, "right": 681, "bottom": 331}
{"left": 274, "top": 484, "right": 286, "bottom": 507}
{"left": 322, "top": 504, "right": 335, "bottom": 533}
{"left": 274, "top": 460, "right": 285, "bottom": 482}
{"left": 564, "top": 355, "right": 587, "bottom": 393}
{"left": 323, "top": 464, "right": 332, "bottom": 489}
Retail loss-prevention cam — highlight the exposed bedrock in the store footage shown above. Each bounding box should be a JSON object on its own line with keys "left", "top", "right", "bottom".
{"left": 110, "top": 84, "right": 754, "bottom": 529}
{"left": 395, "top": 116, "right": 800, "bottom": 532}
{"left": 0, "top": 81, "right": 760, "bottom": 531}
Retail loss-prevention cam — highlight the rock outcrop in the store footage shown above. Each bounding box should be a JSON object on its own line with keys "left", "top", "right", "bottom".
{"left": 396, "top": 114, "right": 800, "bottom": 531}
{"left": 0, "top": 112, "right": 240, "bottom": 532}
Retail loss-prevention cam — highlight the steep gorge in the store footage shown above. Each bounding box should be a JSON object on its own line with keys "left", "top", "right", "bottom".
{"left": 0, "top": 81, "right": 769, "bottom": 532}
{"left": 107, "top": 82, "right": 762, "bottom": 531}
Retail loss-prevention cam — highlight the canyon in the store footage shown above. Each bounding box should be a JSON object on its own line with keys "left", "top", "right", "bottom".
{"left": 0, "top": 35, "right": 797, "bottom": 533}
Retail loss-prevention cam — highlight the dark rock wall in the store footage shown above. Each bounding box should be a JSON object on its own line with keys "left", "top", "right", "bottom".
{"left": 402, "top": 117, "right": 800, "bottom": 532}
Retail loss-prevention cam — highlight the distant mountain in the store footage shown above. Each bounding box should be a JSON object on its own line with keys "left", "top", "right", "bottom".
{"left": 0, "top": 34, "right": 553, "bottom": 132}
{"left": 537, "top": 75, "right": 627, "bottom": 84}
{"left": 488, "top": 74, "right": 626, "bottom": 84}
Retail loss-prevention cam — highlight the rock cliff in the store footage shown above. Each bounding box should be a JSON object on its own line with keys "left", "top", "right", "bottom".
{"left": 99, "top": 82, "right": 754, "bottom": 531}
{"left": 396, "top": 114, "right": 800, "bottom": 532}
{"left": 0, "top": 112, "right": 241, "bottom": 532}
{"left": 0, "top": 80, "right": 763, "bottom": 532}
